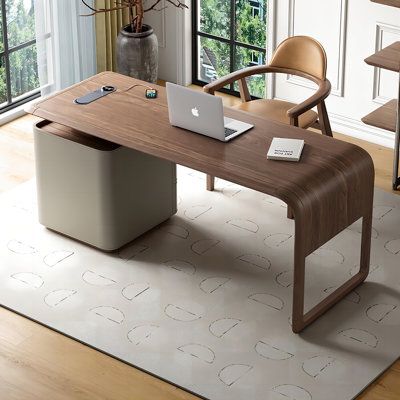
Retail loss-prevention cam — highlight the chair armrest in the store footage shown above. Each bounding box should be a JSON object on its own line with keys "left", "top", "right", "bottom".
{"left": 203, "top": 65, "right": 276, "bottom": 94}
{"left": 287, "top": 79, "right": 331, "bottom": 118}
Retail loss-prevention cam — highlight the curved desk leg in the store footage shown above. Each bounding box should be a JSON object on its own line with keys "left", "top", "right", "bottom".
{"left": 292, "top": 211, "right": 372, "bottom": 334}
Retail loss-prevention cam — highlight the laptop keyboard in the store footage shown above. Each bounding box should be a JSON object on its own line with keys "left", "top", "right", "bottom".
{"left": 224, "top": 127, "right": 237, "bottom": 137}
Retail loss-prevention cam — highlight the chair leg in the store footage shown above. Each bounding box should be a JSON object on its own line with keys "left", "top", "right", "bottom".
{"left": 317, "top": 100, "right": 333, "bottom": 137}
{"left": 290, "top": 116, "right": 299, "bottom": 127}
{"left": 287, "top": 206, "right": 294, "bottom": 220}
{"left": 206, "top": 174, "right": 215, "bottom": 191}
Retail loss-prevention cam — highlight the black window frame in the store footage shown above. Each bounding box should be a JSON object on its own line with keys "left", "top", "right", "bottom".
{"left": 0, "top": 0, "right": 40, "bottom": 114}
{"left": 192, "top": 0, "right": 267, "bottom": 98}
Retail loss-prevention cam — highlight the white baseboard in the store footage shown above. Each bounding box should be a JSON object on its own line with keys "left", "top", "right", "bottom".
{"left": 0, "top": 105, "right": 27, "bottom": 126}
{"left": 0, "top": 97, "right": 41, "bottom": 126}
{"left": 329, "top": 113, "right": 395, "bottom": 149}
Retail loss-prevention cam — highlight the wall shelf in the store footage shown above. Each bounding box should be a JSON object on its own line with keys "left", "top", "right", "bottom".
{"left": 362, "top": 99, "right": 398, "bottom": 132}
{"left": 371, "top": 0, "right": 400, "bottom": 8}
{"left": 364, "top": 42, "right": 400, "bottom": 72}
{"left": 363, "top": 38, "right": 400, "bottom": 189}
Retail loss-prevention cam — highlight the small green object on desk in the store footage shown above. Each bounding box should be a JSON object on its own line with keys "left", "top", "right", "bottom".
{"left": 146, "top": 89, "right": 158, "bottom": 99}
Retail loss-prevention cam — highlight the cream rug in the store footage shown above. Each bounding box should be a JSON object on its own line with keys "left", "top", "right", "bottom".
{"left": 1, "top": 166, "right": 400, "bottom": 400}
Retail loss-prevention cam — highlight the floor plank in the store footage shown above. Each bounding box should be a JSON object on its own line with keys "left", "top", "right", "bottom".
{"left": 0, "top": 115, "right": 40, "bottom": 193}
{"left": 0, "top": 109, "right": 399, "bottom": 399}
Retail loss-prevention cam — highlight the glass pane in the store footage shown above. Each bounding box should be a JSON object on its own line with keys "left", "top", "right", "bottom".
{"left": 198, "top": 36, "right": 230, "bottom": 83}
{"left": 0, "top": 4, "right": 4, "bottom": 53}
{"left": 7, "top": 0, "right": 36, "bottom": 48}
{"left": 235, "top": 0, "right": 267, "bottom": 48}
{"left": 199, "top": 0, "right": 230, "bottom": 39}
{"left": 10, "top": 43, "right": 39, "bottom": 100}
{"left": 234, "top": 46, "right": 266, "bottom": 98}
{"left": 0, "top": 56, "right": 7, "bottom": 105}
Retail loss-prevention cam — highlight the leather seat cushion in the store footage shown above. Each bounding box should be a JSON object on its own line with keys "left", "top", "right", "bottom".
{"left": 232, "top": 99, "right": 318, "bottom": 128}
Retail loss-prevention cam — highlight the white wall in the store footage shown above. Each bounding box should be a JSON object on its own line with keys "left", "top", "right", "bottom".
{"left": 144, "top": 1, "right": 191, "bottom": 85}
{"left": 272, "top": 0, "right": 400, "bottom": 147}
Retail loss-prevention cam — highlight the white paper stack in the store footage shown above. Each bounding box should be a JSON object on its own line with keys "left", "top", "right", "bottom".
{"left": 267, "top": 137, "right": 305, "bottom": 162}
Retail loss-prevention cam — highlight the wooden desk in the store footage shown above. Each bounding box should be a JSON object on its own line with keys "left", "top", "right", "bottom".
{"left": 28, "top": 72, "right": 374, "bottom": 333}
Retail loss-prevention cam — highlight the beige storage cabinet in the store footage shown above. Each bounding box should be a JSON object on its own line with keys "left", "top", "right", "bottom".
{"left": 34, "top": 120, "right": 177, "bottom": 251}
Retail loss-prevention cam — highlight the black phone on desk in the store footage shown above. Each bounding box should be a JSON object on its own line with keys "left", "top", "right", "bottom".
{"left": 74, "top": 86, "right": 116, "bottom": 105}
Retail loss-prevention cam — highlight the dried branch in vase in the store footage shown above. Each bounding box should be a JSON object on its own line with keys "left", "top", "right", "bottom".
{"left": 81, "top": 0, "right": 188, "bottom": 33}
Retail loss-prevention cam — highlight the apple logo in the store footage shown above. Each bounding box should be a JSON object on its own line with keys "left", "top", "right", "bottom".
{"left": 191, "top": 107, "right": 200, "bottom": 117}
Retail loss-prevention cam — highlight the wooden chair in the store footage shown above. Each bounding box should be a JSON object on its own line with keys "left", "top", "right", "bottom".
{"left": 204, "top": 35, "right": 333, "bottom": 193}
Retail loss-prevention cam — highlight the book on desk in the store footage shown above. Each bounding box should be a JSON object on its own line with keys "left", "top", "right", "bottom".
{"left": 267, "top": 137, "right": 305, "bottom": 162}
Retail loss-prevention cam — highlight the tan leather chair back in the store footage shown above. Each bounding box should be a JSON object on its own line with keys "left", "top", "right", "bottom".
{"left": 269, "top": 36, "right": 327, "bottom": 80}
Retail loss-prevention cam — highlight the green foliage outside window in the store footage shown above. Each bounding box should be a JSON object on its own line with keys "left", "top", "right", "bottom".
{"left": 0, "top": 0, "right": 39, "bottom": 107}
{"left": 200, "top": 0, "right": 230, "bottom": 39}
{"left": 236, "top": 0, "right": 266, "bottom": 47}
{"left": 0, "top": 5, "right": 5, "bottom": 104}
{"left": 199, "top": 0, "right": 267, "bottom": 98}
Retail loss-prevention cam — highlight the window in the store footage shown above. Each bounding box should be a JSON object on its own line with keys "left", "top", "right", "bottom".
{"left": 250, "top": 0, "right": 260, "bottom": 17}
{"left": 192, "top": 0, "right": 267, "bottom": 98}
{"left": 0, "top": 0, "right": 40, "bottom": 113}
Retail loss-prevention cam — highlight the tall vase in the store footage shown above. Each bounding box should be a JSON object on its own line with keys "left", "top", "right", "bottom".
{"left": 116, "top": 24, "right": 158, "bottom": 84}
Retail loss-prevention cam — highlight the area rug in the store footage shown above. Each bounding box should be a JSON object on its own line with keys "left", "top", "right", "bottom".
{"left": 1, "top": 166, "right": 400, "bottom": 400}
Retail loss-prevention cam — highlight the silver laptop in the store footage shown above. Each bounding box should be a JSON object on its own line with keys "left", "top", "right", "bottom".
{"left": 166, "top": 82, "right": 254, "bottom": 142}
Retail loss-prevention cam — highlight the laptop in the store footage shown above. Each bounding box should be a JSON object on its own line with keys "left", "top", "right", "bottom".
{"left": 166, "top": 82, "right": 254, "bottom": 142}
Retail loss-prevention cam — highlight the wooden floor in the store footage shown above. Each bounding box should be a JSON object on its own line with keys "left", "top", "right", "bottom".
{"left": 1, "top": 111, "right": 400, "bottom": 399}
